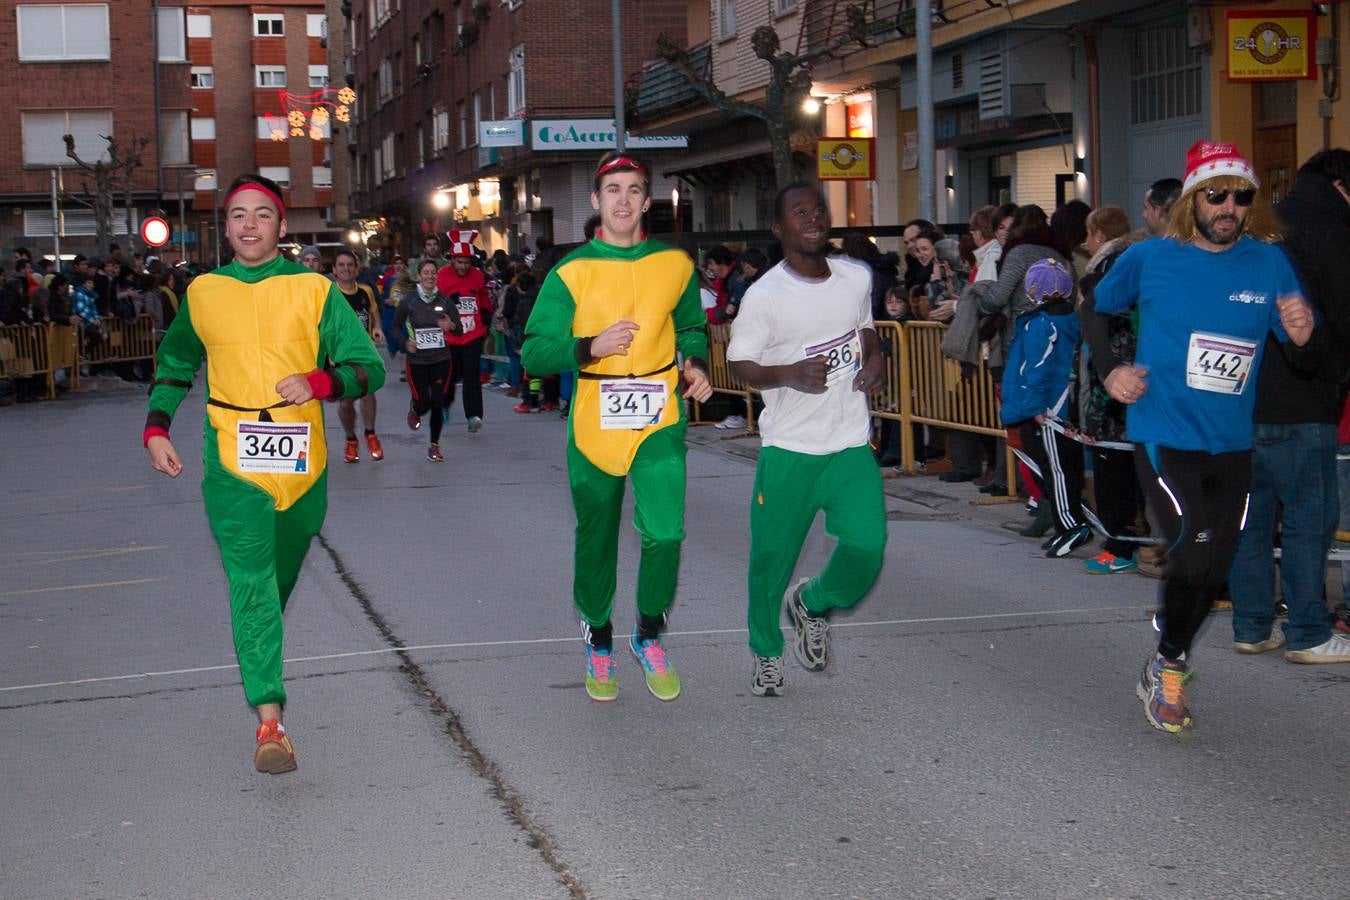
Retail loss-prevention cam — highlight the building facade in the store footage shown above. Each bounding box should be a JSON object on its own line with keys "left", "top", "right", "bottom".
{"left": 346, "top": 0, "right": 692, "bottom": 254}
{"left": 185, "top": 0, "right": 342, "bottom": 262}
{"left": 634, "top": 0, "right": 1350, "bottom": 233}
{"left": 0, "top": 1, "right": 192, "bottom": 260}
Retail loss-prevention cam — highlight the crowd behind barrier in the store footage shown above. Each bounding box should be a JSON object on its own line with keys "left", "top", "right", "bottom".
{"left": 0, "top": 314, "right": 157, "bottom": 399}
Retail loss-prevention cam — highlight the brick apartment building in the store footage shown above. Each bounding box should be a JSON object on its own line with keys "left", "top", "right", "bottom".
{"left": 346, "top": 0, "right": 693, "bottom": 253}
{"left": 0, "top": 1, "right": 192, "bottom": 261}
{"left": 185, "top": 0, "right": 344, "bottom": 262}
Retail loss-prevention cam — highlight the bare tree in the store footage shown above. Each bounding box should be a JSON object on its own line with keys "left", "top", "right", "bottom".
{"left": 63, "top": 133, "right": 150, "bottom": 252}
{"left": 655, "top": 7, "right": 867, "bottom": 189}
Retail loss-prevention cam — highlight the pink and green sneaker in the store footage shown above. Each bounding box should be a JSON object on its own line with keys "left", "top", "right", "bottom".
{"left": 629, "top": 629, "right": 681, "bottom": 701}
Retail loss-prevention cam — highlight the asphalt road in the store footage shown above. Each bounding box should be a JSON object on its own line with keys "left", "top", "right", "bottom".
{"left": 2, "top": 375, "right": 1347, "bottom": 899}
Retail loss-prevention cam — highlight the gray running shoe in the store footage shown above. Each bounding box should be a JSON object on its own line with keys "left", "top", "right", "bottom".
{"left": 784, "top": 577, "right": 828, "bottom": 671}
{"left": 750, "top": 655, "right": 785, "bottom": 697}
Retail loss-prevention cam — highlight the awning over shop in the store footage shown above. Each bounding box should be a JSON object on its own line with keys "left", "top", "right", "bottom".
{"left": 662, "top": 138, "right": 774, "bottom": 187}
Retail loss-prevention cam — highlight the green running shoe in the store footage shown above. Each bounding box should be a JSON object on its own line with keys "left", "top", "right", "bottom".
{"left": 629, "top": 628, "right": 681, "bottom": 701}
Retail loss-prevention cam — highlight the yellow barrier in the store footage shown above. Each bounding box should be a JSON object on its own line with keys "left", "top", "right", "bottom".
{"left": 82, "top": 314, "right": 157, "bottom": 366}
{"left": 0, "top": 322, "right": 80, "bottom": 400}
{"left": 691, "top": 322, "right": 758, "bottom": 434}
{"left": 699, "top": 319, "right": 1015, "bottom": 493}
{"left": 893, "top": 321, "right": 1016, "bottom": 495}
{"left": 1, "top": 315, "right": 157, "bottom": 402}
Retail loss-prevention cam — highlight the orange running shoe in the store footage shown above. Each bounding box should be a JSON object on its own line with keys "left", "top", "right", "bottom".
{"left": 343, "top": 439, "right": 359, "bottom": 463}
{"left": 253, "top": 720, "right": 297, "bottom": 774}
{"left": 366, "top": 433, "right": 384, "bottom": 461}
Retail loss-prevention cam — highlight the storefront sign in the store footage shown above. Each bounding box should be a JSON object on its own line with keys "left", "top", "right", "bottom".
{"left": 531, "top": 119, "right": 689, "bottom": 151}
{"left": 1226, "top": 11, "right": 1316, "bottom": 81}
{"left": 817, "top": 138, "right": 875, "bottom": 180}
{"left": 479, "top": 120, "right": 525, "bottom": 147}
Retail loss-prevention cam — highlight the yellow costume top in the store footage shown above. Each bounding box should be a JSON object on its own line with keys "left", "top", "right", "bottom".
{"left": 146, "top": 255, "right": 386, "bottom": 509}
{"left": 521, "top": 238, "right": 708, "bottom": 475}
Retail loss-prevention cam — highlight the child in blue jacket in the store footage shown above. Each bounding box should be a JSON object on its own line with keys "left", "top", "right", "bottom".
{"left": 1001, "top": 258, "right": 1091, "bottom": 558}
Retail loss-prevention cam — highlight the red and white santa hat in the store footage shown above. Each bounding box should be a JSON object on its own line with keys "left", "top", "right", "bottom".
{"left": 446, "top": 228, "right": 478, "bottom": 258}
{"left": 1182, "top": 139, "right": 1259, "bottom": 194}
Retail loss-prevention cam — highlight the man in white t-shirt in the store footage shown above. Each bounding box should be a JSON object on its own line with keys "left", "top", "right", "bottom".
{"left": 727, "top": 182, "right": 888, "bottom": 696}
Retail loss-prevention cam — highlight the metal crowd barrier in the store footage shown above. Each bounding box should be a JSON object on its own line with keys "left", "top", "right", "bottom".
{"left": 695, "top": 319, "right": 1016, "bottom": 494}
{"left": 890, "top": 321, "right": 1018, "bottom": 497}
{"left": 0, "top": 315, "right": 158, "bottom": 400}
{"left": 81, "top": 314, "right": 157, "bottom": 367}
{"left": 690, "top": 322, "right": 758, "bottom": 435}
{"left": 0, "top": 321, "right": 79, "bottom": 400}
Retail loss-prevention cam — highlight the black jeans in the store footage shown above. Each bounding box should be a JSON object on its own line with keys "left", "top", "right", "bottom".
{"left": 1134, "top": 444, "right": 1251, "bottom": 660}
{"left": 444, "top": 336, "right": 484, "bottom": 420}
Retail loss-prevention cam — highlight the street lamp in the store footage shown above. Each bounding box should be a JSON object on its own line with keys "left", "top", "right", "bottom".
{"left": 175, "top": 168, "right": 217, "bottom": 266}
{"left": 432, "top": 191, "right": 451, "bottom": 211}
{"left": 671, "top": 185, "right": 680, "bottom": 233}
{"left": 802, "top": 97, "right": 822, "bottom": 115}
{"left": 346, "top": 229, "right": 362, "bottom": 244}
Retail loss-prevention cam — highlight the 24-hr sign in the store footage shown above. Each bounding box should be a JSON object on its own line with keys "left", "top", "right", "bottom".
{"left": 1226, "top": 11, "right": 1317, "bottom": 81}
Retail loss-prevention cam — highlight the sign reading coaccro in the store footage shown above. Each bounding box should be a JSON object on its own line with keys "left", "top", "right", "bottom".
{"left": 531, "top": 119, "right": 689, "bottom": 151}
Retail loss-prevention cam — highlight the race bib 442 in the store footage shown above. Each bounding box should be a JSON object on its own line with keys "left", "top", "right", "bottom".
{"left": 1185, "top": 331, "right": 1256, "bottom": 395}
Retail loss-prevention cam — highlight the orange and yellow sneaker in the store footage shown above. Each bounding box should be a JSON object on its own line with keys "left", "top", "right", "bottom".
{"left": 253, "top": 719, "right": 297, "bottom": 774}
{"left": 365, "top": 433, "right": 384, "bottom": 461}
{"left": 1136, "top": 654, "right": 1192, "bottom": 733}
{"left": 343, "top": 439, "right": 359, "bottom": 464}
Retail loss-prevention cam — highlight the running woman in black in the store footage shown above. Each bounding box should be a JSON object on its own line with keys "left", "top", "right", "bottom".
{"left": 393, "top": 259, "right": 458, "bottom": 461}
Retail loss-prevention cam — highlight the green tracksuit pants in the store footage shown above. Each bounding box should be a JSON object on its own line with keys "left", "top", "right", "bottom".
{"left": 203, "top": 468, "right": 327, "bottom": 708}
{"left": 567, "top": 423, "right": 687, "bottom": 631}
{"left": 747, "top": 444, "right": 887, "bottom": 657}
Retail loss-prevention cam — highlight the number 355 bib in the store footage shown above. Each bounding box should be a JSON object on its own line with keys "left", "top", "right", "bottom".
{"left": 1186, "top": 331, "right": 1257, "bottom": 395}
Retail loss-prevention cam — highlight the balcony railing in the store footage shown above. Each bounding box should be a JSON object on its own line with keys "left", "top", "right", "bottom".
{"left": 799, "top": 0, "right": 920, "bottom": 55}
{"left": 630, "top": 42, "right": 711, "bottom": 124}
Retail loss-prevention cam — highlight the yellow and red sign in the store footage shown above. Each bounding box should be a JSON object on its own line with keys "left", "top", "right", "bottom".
{"left": 1226, "top": 10, "right": 1316, "bottom": 81}
{"left": 817, "top": 138, "right": 875, "bottom": 181}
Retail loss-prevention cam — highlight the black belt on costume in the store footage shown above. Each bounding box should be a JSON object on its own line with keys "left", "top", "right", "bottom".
{"left": 207, "top": 397, "right": 291, "bottom": 422}
{"left": 576, "top": 357, "right": 678, "bottom": 380}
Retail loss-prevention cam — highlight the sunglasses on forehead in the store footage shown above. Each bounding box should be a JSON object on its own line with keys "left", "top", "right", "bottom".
{"left": 1200, "top": 187, "right": 1256, "bottom": 207}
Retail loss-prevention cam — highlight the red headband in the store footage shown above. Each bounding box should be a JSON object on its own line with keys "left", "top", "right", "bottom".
{"left": 595, "top": 156, "right": 647, "bottom": 179}
{"left": 225, "top": 181, "right": 286, "bottom": 220}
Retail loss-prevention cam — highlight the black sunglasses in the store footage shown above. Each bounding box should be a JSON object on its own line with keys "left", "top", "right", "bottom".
{"left": 1201, "top": 187, "right": 1256, "bottom": 207}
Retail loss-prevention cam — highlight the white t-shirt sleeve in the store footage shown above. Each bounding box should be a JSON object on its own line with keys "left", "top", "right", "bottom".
{"left": 726, "top": 283, "right": 771, "bottom": 363}
{"left": 857, "top": 276, "right": 875, "bottom": 332}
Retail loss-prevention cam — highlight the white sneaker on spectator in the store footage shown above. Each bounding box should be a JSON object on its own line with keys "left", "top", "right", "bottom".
{"left": 715, "top": 414, "right": 747, "bottom": 430}
{"left": 1284, "top": 633, "right": 1350, "bottom": 664}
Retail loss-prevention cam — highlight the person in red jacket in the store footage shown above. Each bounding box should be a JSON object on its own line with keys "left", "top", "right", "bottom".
{"left": 436, "top": 229, "right": 493, "bottom": 432}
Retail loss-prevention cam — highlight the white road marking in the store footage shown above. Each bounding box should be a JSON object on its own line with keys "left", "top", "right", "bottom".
{"left": 0, "top": 604, "right": 1147, "bottom": 694}
{"left": 0, "top": 578, "right": 163, "bottom": 597}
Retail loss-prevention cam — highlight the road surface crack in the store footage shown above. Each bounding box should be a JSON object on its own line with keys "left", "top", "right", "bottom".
{"left": 318, "top": 535, "right": 586, "bottom": 900}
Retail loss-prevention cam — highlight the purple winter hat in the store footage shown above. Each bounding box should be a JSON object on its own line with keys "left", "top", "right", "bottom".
{"left": 1023, "top": 258, "right": 1073, "bottom": 305}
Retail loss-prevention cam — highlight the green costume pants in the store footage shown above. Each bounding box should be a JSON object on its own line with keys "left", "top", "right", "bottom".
{"left": 567, "top": 423, "right": 687, "bottom": 630}
{"left": 202, "top": 467, "right": 327, "bottom": 708}
{"left": 747, "top": 444, "right": 887, "bottom": 657}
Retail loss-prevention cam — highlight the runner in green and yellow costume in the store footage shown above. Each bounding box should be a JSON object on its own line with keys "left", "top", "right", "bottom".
{"left": 144, "top": 175, "right": 385, "bottom": 774}
{"left": 522, "top": 153, "right": 713, "bottom": 703}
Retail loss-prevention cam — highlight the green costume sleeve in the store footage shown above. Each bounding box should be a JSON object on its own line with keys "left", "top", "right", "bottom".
{"left": 521, "top": 267, "right": 582, "bottom": 375}
{"left": 319, "top": 284, "right": 387, "bottom": 399}
{"left": 147, "top": 298, "right": 206, "bottom": 430}
{"left": 673, "top": 269, "right": 709, "bottom": 362}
